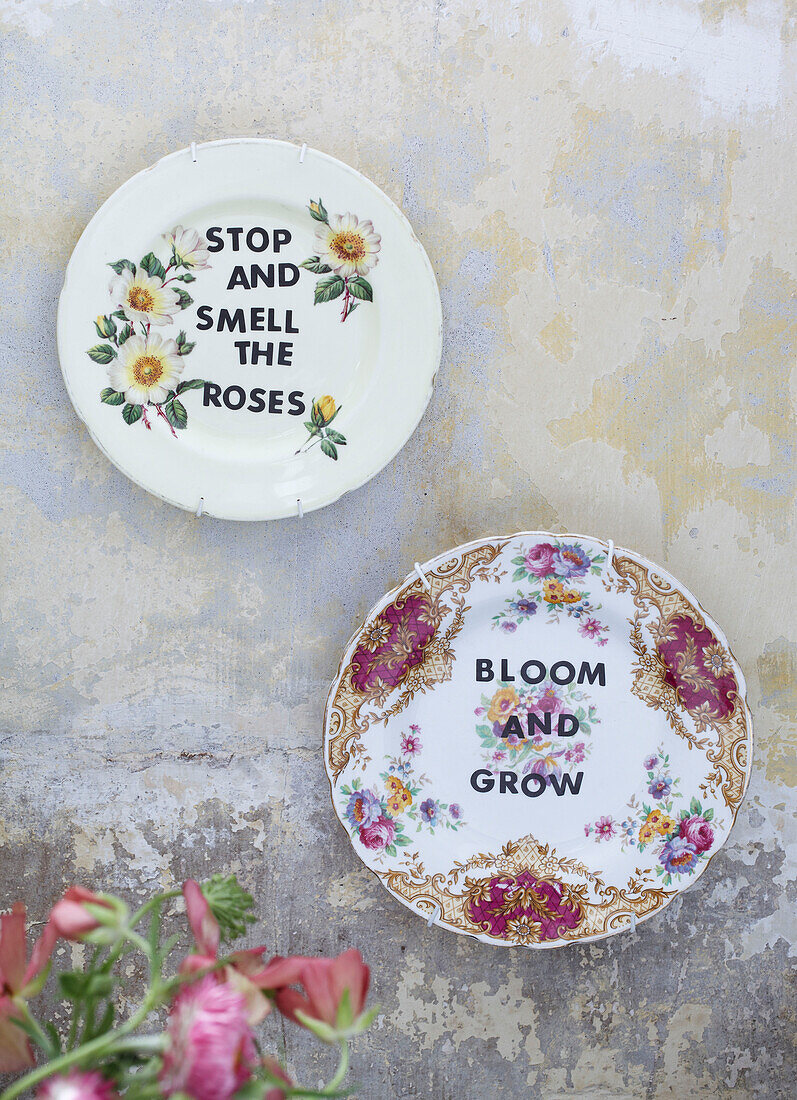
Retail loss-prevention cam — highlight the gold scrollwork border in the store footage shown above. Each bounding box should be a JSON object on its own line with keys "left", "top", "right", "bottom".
{"left": 325, "top": 542, "right": 508, "bottom": 779}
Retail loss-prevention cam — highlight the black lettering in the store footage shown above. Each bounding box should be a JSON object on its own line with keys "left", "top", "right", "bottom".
{"left": 277, "top": 342, "right": 293, "bottom": 367}
{"left": 268, "top": 391, "right": 284, "bottom": 414}
{"left": 228, "top": 227, "right": 243, "bottom": 251}
{"left": 206, "top": 227, "right": 224, "bottom": 253}
{"left": 551, "top": 661, "right": 576, "bottom": 685}
{"left": 247, "top": 388, "right": 267, "bottom": 412}
{"left": 273, "top": 229, "right": 291, "bottom": 252}
{"left": 558, "top": 714, "right": 579, "bottom": 737}
{"left": 250, "top": 264, "right": 275, "bottom": 289}
{"left": 246, "top": 227, "right": 269, "bottom": 252}
{"left": 203, "top": 382, "right": 222, "bottom": 407}
{"left": 529, "top": 712, "right": 552, "bottom": 736}
{"left": 499, "top": 659, "right": 515, "bottom": 681}
{"left": 279, "top": 262, "right": 299, "bottom": 287}
{"left": 234, "top": 340, "right": 249, "bottom": 364}
{"left": 578, "top": 661, "right": 606, "bottom": 687}
{"left": 521, "top": 773, "right": 546, "bottom": 798}
{"left": 196, "top": 305, "right": 213, "bottom": 330}
{"left": 499, "top": 771, "right": 518, "bottom": 794}
{"left": 266, "top": 309, "right": 282, "bottom": 332}
{"left": 285, "top": 309, "right": 299, "bottom": 334}
{"left": 227, "top": 266, "right": 250, "bottom": 290}
{"left": 502, "top": 715, "right": 524, "bottom": 739}
{"left": 250, "top": 308, "right": 265, "bottom": 332}
{"left": 223, "top": 385, "right": 246, "bottom": 410}
{"left": 549, "top": 772, "right": 584, "bottom": 796}
{"left": 218, "top": 308, "right": 246, "bottom": 332}
{"left": 476, "top": 659, "right": 494, "bottom": 682}
{"left": 250, "top": 341, "right": 273, "bottom": 365}
{"left": 521, "top": 660, "right": 545, "bottom": 684}
{"left": 470, "top": 769, "right": 494, "bottom": 792}
{"left": 288, "top": 391, "right": 305, "bottom": 415}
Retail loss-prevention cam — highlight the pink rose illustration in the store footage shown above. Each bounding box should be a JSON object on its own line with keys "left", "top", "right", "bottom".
{"left": 359, "top": 815, "right": 396, "bottom": 851}
{"left": 678, "top": 815, "right": 714, "bottom": 854}
{"left": 524, "top": 543, "right": 557, "bottom": 578}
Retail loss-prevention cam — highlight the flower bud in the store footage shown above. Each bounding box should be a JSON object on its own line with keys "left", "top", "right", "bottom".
{"left": 308, "top": 198, "right": 328, "bottom": 223}
{"left": 50, "top": 888, "right": 127, "bottom": 945}
{"left": 313, "top": 395, "right": 336, "bottom": 426}
{"left": 94, "top": 315, "right": 117, "bottom": 339}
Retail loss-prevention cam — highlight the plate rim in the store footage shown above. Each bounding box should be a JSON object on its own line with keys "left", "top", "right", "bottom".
{"left": 323, "top": 530, "right": 754, "bottom": 948}
{"left": 56, "top": 137, "right": 443, "bottom": 521}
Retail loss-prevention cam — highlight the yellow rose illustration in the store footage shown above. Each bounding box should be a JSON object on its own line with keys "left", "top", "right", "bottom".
{"left": 487, "top": 685, "right": 519, "bottom": 724}
{"left": 314, "top": 395, "right": 336, "bottom": 425}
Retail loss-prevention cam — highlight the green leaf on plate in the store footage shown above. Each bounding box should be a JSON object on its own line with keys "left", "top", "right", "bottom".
{"left": 108, "top": 259, "right": 135, "bottom": 276}
{"left": 300, "top": 256, "right": 332, "bottom": 274}
{"left": 164, "top": 397, "right": 187, "bottom": 430}
{"left": 140, "top": 251, "right": 166, "bottom": 281}
{"left": 314, "top": 275, "right": 345, "bottom": 304}
{"left": 348, "top": 276, "right": 373, "bottom": 301}
{"left": 100, "top": 388, "right": 125, "bottom": 406}
{"left": 174, "top": 288, "right": 193, "bottom": 310}
{"left": 320, "top": 438, "right": 338, "bottom": 460}
{"left": 176, "top": 378, "right": 205, "bottom": 393}
{"left": 87, "top": 344, "right": 116, "bottom": 364}
{"left": 122, "top": 403, "right": 142, "bottom": 425}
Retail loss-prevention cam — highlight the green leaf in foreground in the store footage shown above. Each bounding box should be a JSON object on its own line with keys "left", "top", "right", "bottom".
{"left": 201, "top": 874, "right": 256, "bottom": 943}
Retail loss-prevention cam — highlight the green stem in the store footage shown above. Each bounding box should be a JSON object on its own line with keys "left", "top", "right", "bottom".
{"left": 325, "top": 1040, "right": 349, "bottom": 1092}
{"left": 0, "top": 990, "right": 161, "bottom": 1100}
{"left": 18, "top": 1005, "right": 52, "bottom": 1057}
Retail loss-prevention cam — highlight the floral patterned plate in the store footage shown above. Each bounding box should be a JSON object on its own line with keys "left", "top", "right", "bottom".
{"left": 324, "top": 533, "right": 752, "bottom": 948}
{"left": 57, "top": 139, "right": 441, "bottom": 520}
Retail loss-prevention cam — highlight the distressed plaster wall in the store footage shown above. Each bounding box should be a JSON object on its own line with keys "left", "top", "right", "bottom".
{"left": 0, "top": 1, "right": 795, "bottom": 1096}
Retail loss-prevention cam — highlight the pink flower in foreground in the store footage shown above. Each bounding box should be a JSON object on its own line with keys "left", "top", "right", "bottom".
{"left": 181, "top": 880, "right": 276, "bottom": 1025}
{"left": 275, "top": 949, "right": 370, "bottom": 1040}
{"left": 37, "top": 1070, "right": 118, "bottom": 1100}
{"left": 0, "top": 903, "right": 57, "bottom": 1072}
{"left": 49, "top": 888, "right": 116, "bottom": 942}
{"left": 160, "top": 975, "right": 256, "bottom": 1100}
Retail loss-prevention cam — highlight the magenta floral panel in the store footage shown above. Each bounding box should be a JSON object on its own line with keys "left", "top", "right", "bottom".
{"left": 656, "top": 614, "right": 737, "bottom": 720}
{"left": 466, "top": 870, "right": 582, "bottom": 944}
{"left": 350, "top": 593, "right": 437, "bottom": 695}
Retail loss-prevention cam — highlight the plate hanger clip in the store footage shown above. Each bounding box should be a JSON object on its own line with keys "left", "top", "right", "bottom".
{"left": 426, "top": 902, "right": 441, "bottom": 928}
{"left": 414, "top": 562, "right": 431, "bottom": 592}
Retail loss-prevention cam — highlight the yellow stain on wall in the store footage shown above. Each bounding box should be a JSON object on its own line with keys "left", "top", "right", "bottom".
{"left": 549, "top": 257, "right": 796, "bottom": 539}
{"left": 546, "top": 106, "right": 739, "bottom": 304}
{"left": 538, "top": 311, "right": 577, "bottom": 363}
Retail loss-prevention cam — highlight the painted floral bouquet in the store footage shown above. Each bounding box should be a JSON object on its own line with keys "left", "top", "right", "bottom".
{"left": 0, "top": 877, "right": 375, "bottom": 1099}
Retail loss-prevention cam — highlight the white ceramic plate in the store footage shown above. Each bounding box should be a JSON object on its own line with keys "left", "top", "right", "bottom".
{"left": 324, "top": 533, "right": 752, "bottom": 947}
{"left": 57, "top": 139, "right": 441, "bottom": 520}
